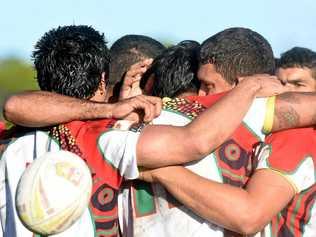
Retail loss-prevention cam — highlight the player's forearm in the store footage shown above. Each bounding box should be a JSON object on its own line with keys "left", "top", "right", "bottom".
{"left": 273, "top": 92, "right": 316, "bottom": 131}
{"left": 137, "top": 81, "right": 260, "bottom": 168}
{"left": 152, "top": 166, "right": 294, "bottom": 235}
{"left": 186, "top": 79, "right": 260, "bottom": 156}
{"left": 154, "top": 167, "right": 259, "bottom": 234}
{"left": 3, "top": 91, "right": 113, "bottom": 127}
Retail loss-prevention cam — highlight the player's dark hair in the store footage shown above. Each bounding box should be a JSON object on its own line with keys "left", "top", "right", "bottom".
{"left": 199, "top": 27, "right": 275, "bottom": 84}
{"left": 33, "top": 25, "right": 110, "bottom": 99}
{"left": 177, "top": 40, "right": 200, "bottom": 50}
{"left": 109, "top": 35, "right": 165, "bottom": 85}
{"left": 141, "top": 41, "right": 200, "bottom": 98}
{"left": 278, "top": 47, "right": 316, "bottom": 78}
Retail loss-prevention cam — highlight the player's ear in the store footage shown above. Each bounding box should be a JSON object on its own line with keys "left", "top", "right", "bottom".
{"left": 143, "top": 74, "right": 155, "bottom": 95}
{"left": 101, "top": 72, "right": 107, "bottom": 87}
{"left": 99, "top": 72, "right": 108, "bottom": 92}
{"left": 198, "top": 82, "right": 207, "bottom": 96}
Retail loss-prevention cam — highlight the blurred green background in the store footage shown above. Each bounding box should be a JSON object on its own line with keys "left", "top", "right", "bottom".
{"left": 0, "top": 58, "right": 38, "bottom": 120}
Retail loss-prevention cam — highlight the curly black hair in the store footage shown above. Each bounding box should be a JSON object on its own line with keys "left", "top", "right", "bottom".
{"left": 33, "top": 25, "right": 110, "bottom": 99}
{"left": 141, "top": 41, "right": 200, "bottom": 98}
{"left": 109, "top": 35, "right": 165, "bottom": 85}
{"left": 278, "top": 47, "right": 316, "bottom": 78}
{"left": 199, "top": 27, "right": 275, "bottom": 85}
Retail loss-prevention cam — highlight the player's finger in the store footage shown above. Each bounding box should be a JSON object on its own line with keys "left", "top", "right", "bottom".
{"left": 126, "top": 67, "right": 148, "bottom": 79}
{"left": 129, "top": 58, "right": 153, "bottom": 72}
{"left": 151, "top": 97, "right": 162, "bottom": 117}
{"left": 139, "top": 95, "right": 162, "bottom": 117}
{"left": 132, "top": 80, "right": 141, "bottom": 90}
{"left": 137, "top": 58, "right": 153, "bottom": 67}
{"left": 135, "top": 96, "right": 155, "bottom": 122}
{"left": 129, "top": 96, "right": 154, "bottom": 122}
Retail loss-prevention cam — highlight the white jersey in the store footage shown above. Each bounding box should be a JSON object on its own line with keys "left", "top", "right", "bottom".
{"left": 114, "top": 97, "right": 270, "bottom": 237}
{"left": 0, "top": 122, "right": 140, "bottom": 237}
{"left": 0, "top": 131, "right": 95, "bottom": 237}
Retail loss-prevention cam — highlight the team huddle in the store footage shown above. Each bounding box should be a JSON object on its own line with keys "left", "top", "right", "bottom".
{"left": 0, "top": 25, "right": 315, "bottom": 237}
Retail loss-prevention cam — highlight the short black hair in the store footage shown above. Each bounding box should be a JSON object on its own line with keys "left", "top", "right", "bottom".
{"left": 177, "top": 40, "right": 200, "bottom": 50}
{"left": 141, "top": 41, "right": 200, "bottom": 98}
{"left": 33, "top": 25, "right": 110, "bottom": 99}
{"left": 109, "top": 35, "right": 165, "bottom": 85}
{"left": 278, "top": 47, "right": 316, "bottom": 78}
{"left": 199, "top": 27, "right": 275, "bottom": 85}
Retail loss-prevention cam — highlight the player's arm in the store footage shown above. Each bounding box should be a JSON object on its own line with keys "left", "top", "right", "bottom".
{"left": 136, "top": 76, "right": 284, "bottom": 168}
{"left": 236, "top": 75, "right": 316, "bottom": 134}
{"left": 3, "top": 91, "right": 161, "bottom": 127}
{"left": 140, "top": 129, "right": 311, "bottom": 234}
{"left": 140, "top": 166, "right": 294, "bottom": 235}
{"left": 272, "top": 92, "right": 316, "bottom": 131}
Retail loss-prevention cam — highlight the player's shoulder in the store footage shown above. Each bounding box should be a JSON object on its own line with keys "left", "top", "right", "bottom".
{"left": 262, "top": 128, "right": 316, "bottom": 173}
{"left": 1, "top": 130, "right": 50, "bottom": 167}
{"left": 266, "top": 128, "right": 316, "bottom": 150}
{"left": 3, "top": 130, "right": 44, "bottom": 151}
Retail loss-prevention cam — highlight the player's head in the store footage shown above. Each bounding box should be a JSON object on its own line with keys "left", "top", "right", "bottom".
{"left": 276, "top": 47, "right": 316, "bottom": 92}
{"left": 33, "top": 25, "right": 110, "bottom": 101}
{"left": 198, "top": 27, "right": 275, "bottom": 95}
{"left": 177, "top": 40, "right": 200, "bottom": 50}
{"left": 110, "top": 35, "right": 165, "bottom": 85}
{"left": 141, "top": 41, "right": 200, "bottom": 98}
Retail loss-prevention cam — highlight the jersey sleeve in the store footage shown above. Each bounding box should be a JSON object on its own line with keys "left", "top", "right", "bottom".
{"left": 98, "top": 130, "right": 140, "bottom": 180}
{"left": 188, "top": 94, "right": 275, "bottom": 138}
{"left": 261, "top": 96, "right": 275, "bottom": 134}
{"left": 242, "top": 97, "right": 273, "bottom": 140}
{"left": 256, "top": 128, "right": 316, "bottom": 193}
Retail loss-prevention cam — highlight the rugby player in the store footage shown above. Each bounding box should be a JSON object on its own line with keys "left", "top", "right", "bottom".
{"left": 0, "top": 26, "right": 281, "bottom": 237}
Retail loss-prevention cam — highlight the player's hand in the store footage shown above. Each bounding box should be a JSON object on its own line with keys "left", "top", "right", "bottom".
{"left": 138, "top": 167, "right": 164, "bottom": 183}
{"left": 119, "top": 59, "right": 153, "bottom": 100}
{"left": 111, "top": 95, "right": 162, "bottom": 123}
{"left": 139, "top": 166, "right": 181, "bottom": 183}
{"left": 238, "top": 74, "right": 287, "bottom": 97}
{"left": 138, "top": 169, "right": 156, "bottom": 183}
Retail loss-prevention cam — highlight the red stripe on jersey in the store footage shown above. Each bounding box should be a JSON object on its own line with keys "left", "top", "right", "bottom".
{"left": 271, "top": 184, "right": 316, "bottom": 236}
{"left": 0, "top": 121, "right": 5, "bottom": 139}
{"left": 66, "top": 119, "right": 123, "bottom": 190}
{"left": 186, "top": 92, "right": 227, "bottom": 108}
{"left": 62, "top": 119, "right": 122, "bottom": 236}
{"left": 302, "top": 185, "right": 316, "bottom": 226}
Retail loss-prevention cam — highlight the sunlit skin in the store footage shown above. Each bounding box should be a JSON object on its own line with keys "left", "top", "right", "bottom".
{"left": 197, "top": 63, "right": 234, "bottom": 95}
{"left": 276, "top": 67, "right": 316, "bottom": 92}
{"left": 198, "top": 63, "right": 316, "bottom": 95}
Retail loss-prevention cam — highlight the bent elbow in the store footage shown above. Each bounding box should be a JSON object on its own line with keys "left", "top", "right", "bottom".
{"left": 3, "top": 95, "right": 19, "bottom": 122}
{"left": 238, "top": 223, "right": 264, "bottom": 235}
{"left": 187, "top": 137, "right": 214, "bottom": 161}
{"left": 188, "top": 128, "right": 227, "bottom": 160}
{"left": 235, "top": 210, "right": 266, "bottom": 235}
{"left": 190, "top": 134, "right": 222, "bottom": 160}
